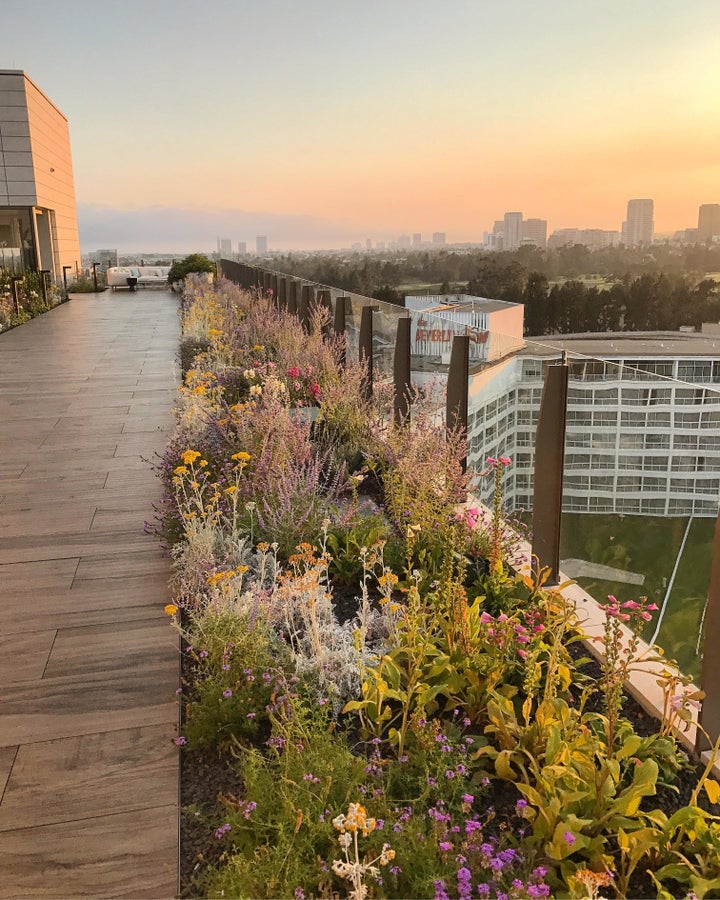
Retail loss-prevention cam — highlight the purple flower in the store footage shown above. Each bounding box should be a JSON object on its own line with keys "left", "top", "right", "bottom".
{"left": 458, "top": 866, "right": 473, "bottom": 900}
{"left": 393, "top": 823, "right": 403, "bottom": 833}
{"left": 516, "top": 798, "right": 528, "bottom": 810}
{"left": 439, "top": 841, "right": 453, "bottom": 851}
{"left": 214, "top": 823, "right": 231, "bottom": 838}
{"left": 528, "top": 886, "right": 551, "bottom": 898}
{"left": 434, "top": 880, "right": 450, "bottom": 900}
{"left": 390, "top": 865, "right": 402, "bottom": 875}
{"left": 222, "top": 689, "right": 233, "bottom": 699}
{"left": 173, "top": 736, "right": 187, "bottom": 746}
{"left": 243, "top": 801, "right": 257, "bottom": 819}
{"left": 199, "top": 650, "right": 208, "bottom": 658}
{"left": 246, "top": 712, "right": 255, "bottom": 719}
{"left": 532, "top": 866, "right": 548, "bottom": 879}
{"left": 462, "top": 793, "right": 474, "bottom": 804}
{"left": 294, "top": 889, "right": 305, "bottom": 900}
{"left": 477, "top": 885, "right": 490, "bottom": 897}
{"left": 445, "top": 769, "right": 455, "bottom": 779}
{"left": 375, "top": 819, "right": 384, "bottom": 830}
{"left": 563, "top": 831, "right": 576, "bottom": 845}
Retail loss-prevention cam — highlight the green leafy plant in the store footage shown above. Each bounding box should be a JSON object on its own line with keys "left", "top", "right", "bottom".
{"left": 168, "top": 253, "right": 214, "bottom": 287}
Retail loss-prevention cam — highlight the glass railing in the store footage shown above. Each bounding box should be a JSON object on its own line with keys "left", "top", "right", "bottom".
{"left": 223, "top": 260, "right": 718, "bottom": 684}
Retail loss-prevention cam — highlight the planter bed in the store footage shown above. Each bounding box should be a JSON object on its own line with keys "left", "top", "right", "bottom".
{"left": 160, "top": 275, "right": 720, "bottom": 900}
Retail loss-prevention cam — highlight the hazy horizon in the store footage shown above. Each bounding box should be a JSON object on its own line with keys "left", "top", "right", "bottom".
{"left": 5, "top": 0, "right": 720, "bottom": 253}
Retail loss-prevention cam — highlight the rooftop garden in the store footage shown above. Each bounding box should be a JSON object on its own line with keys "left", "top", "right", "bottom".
{"left": 0, "top": 269, "right": 65, "bottom": 331}
{"left": 161, "top": 275, "right": 720, "bottom": 900}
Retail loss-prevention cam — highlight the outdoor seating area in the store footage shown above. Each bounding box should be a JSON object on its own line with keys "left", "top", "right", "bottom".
{"left": 106, "top": 265, "right": 171, "bottom": 290}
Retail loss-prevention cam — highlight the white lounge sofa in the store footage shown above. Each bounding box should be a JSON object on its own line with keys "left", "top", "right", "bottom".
{"left": 107, "top": 266, "right": 171, "bottom": 289}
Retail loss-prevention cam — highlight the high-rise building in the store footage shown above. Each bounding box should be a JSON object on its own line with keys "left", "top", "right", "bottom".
{"left": 237, "top": 241, "right": 247, "bottom": 256}
{"left": 0, "top": 70, "right": 81, "bottom": 281}
{"left": 412, "top": 233, "right": 422, "bottom": 246}
{"left": 256, "top": 235, "right": 267, "bottom": 254}
{"left": 521, "top": 218, "right": 547, "bottom": 248}
{"left": 621, "top": 199, "right": 654, "bottom": 246}
{"left": 503, "top": 212, "right": 523, "bottom": 251}
{"left": 698, "top": 204, "right": 720, "bottom": 244}
{"left": 366, "top": 238, "right": 372, "bottom": 250}
{"left": 432, "top": 232, "right": 446, "bottom": 245}
{"left": 217, "top": 237, "right": 232, "bottom": 255}
{"left": 398, "top": 234, "right": 411, "bottom": 248}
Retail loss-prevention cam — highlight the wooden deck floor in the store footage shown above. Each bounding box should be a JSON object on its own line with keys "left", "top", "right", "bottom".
{"left": 0, "top": 292, "right": 180, "bottom": 898}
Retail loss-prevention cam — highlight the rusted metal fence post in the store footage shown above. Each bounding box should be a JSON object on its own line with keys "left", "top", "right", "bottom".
{"left": 317, "top": 289, "right": 333, "bottom": 335}
{"left": 270, "top": 274, "right": 279, "bottom": 306}
{"left": 334, "top": 296, "right": 349, "bottom": 368}
{"left": 531, "top": 357, "right": 569, "bottom": 586}
{"left": 446, "top": 334, "right": 470, "bottom": 471}
{"left": 299, "top": 285, "right": 314, "bottom": 332}
{"left": 359, "top": 304, "right": 378, "bottom": 401}
{"left": 278, "top": 277, "right": 288, "bottom": 310}
{"left": 394, "top": 316, "right": 412, "bottom": 425}
{"left": 288, "top": 281, "right": 298, "bottom": 315}
{"left": 697, "top": 515, "right": 720, "bottom": 751}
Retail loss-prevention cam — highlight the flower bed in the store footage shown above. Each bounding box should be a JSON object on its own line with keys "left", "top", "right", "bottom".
{"left": 0, "top": 269, "right": 64, "bottom": 332}
{"left": 161, "top": 275, "right": 720, "bottom": 900}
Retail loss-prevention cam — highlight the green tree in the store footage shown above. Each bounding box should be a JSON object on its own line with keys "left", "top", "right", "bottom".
{"left": 167, "top": 254, "right": 214, "bottom": 286}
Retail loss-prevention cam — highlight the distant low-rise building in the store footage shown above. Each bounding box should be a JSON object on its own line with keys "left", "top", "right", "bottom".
{"left": 548, "top": 228, "right": 620, "bottom": 249}
{"left": 521, "top": 218, "right": 547, "bottom": 248}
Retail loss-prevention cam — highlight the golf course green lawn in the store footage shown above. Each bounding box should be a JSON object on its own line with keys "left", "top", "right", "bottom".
{"left": 559, "top": 513, "right": 714, "bottom": 680}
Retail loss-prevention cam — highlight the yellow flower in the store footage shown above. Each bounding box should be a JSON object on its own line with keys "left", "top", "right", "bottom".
{"left": 190, "top": 481, "right": 199, "bottom": 489}
{"left": 253, "top": 344, "right": 264, "bottom": 352}
{"left": 231, "top": 451, "right": 251, "bottom": 462}
{"left": 235, "top": 565, "right": 249, "bottom": 574}
{"left": 224, "top": 485, "right": 238, "bottom": 494}
{"left": 164, "top": 603, "right": 179, "bottom": 616}
{"left": 199, "top": 459, "right": 208, "bottom": 467}
{"left": 181, "top": 450, "right": 202, "bottom": 465}
{"left": 174, "top": 465, "right": 188, "bottom": 475}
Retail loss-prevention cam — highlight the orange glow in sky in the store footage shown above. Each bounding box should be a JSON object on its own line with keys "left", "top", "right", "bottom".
{"left": 5, "top": 0, "right": 720, "bottom": 248}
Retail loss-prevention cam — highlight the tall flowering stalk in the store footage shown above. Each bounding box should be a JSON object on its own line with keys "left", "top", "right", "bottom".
{"left": 485, "top": 455, "right": 512, "bottom": 573}
{"left": 600, "top": 594, "right": 658, "bottom": 749}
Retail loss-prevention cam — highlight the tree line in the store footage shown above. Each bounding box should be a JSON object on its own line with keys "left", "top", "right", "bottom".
{"left": 267, "top": 244, "right": 720, "bottom": 335}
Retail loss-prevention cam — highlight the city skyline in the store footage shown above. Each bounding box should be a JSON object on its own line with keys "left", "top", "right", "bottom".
{"left": 4, "top": 0, "right": 719, "bottom": 251}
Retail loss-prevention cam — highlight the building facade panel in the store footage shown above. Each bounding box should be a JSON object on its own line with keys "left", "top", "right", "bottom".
{"left": 0, "top": 70, "right": 80, "bottom": 281}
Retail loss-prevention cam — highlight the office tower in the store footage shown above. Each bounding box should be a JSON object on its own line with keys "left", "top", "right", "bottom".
{"left": 432, "top": 232, "right": 446, "bottom": 245}
{"left": 621, "top": 199, "right": 654, "bottom": 246}
{"left": 366, "top": 238, "right": 372, "bottom": 249}
{"left": 0, "top": 70, "right": 81, "bottom": 281}
{"left": 412, "top": 233, "right": 422, "bottom": 246}
{"left": 503, "top": 212, "right": 523, "bottom": 251}
{"left": 256, "top": 235, "right": 268, "bottom": 254}
{"left": 398, "top": 234, "right": 411, "bottom": 248}
{"left": 218, "top": 237, "right": 232, "bottom": 255}
{"left": 698, "top": 204, "right": 720, "bottom": 244}
{"left": 237, "top": 241, "right": 247, "bottom": 255}
{"left": 521, "top": 218, "right": 547, "bottom": 248}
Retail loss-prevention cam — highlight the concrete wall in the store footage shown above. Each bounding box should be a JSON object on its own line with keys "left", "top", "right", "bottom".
{"left": 0, "top": 71, "right": 81, "bottom": 279}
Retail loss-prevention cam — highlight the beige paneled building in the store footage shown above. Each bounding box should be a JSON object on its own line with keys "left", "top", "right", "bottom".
{"left": 0, "top": 70, "right": 81, "bottom": 281}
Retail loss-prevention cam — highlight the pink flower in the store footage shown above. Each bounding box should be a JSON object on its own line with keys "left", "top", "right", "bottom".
{"left": 646, "top": 603, "right": 659, "bottom": 611}
{"left": 486, "top": 456, "right": 497, "bottom": 465}
{"left": 287, "top": 366, "right": 300, "bottom": 378}
{"left": 498, "top": 455, "right": 511, "bottom": 466}
{"left": 621, "top": 600, "right": 640, "bottom": 609}
{"left": 480, "top": 612, "right": 494, "bottom": 624}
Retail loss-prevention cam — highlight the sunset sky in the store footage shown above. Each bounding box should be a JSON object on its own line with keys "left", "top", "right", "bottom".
{"left": 5, "top": 0, "right": 720, "bottom": 250}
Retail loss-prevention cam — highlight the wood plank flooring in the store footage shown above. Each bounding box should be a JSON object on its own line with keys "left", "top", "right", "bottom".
{"left": 0, "top": 292, "right": 180, "bottom": 898}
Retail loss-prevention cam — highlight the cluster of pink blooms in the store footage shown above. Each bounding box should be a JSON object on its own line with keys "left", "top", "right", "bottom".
{"left": 604, "top": 595, "right": 659, "bottom": 623}
{"left": 286, "top": 365, "right": 321, "bottom": 401}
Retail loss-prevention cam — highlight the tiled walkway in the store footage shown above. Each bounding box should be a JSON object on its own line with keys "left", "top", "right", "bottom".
{"left": 0, "top": 291, "right": 180, "bottom": 898}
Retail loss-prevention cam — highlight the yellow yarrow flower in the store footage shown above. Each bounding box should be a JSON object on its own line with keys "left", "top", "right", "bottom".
{"left": 231, "top": 451, "right": 251, "bottom": 462}
{"left": 174, "top": 465, "right": 188, "bottom": 475}
{"left": 181, "top": 449, "right": 202, "bottom": 465}
{"left": 164, "top": 603, "right": 179, "bottom": 616}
